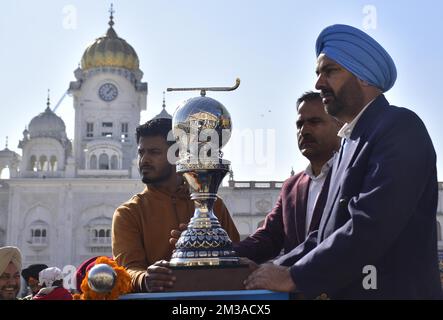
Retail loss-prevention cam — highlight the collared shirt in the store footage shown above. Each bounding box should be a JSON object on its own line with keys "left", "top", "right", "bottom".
{"left": 337, "top": 97, "right": 377, "bottom": 139}
{"left": 304, "top": 157, "right": 335, "bottom": 234}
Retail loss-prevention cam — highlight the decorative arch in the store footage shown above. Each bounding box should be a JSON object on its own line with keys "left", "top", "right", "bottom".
{"left": 99, "top": 153, "right": 109, "bottom": 170}
{"left": 74, "top": 204, "right": 116, "bottom": 255}
{"left": 90, "top": 154, "right": 97, "bottom": 169}
{"left": 0, "top": 167, "right": 9, "bottom": 179}
{"left": 50, "top": 155, "right": 57, "bottom": 171}
{"left": 87, "top": 216, "right": 113, "bottom": 249}
{"left": 110, "top": 155, "right": 118, "bottom": 170}
{"left": 20, "top": 138, "right": 66, "bottom": 174}
{"left": 85, "top": 140, "right": 123, "bottom": 171}
{"left": 29, "top": 155, "right": 37, "bottom": 171}
{"left": 27, "top": 219, "right": 50, "bottom": 249}
{"left": 21, "top": 204, "right": 53, "bottom": 250}
{"left": 39, "top": 155, "right": 48, "bottom": 171}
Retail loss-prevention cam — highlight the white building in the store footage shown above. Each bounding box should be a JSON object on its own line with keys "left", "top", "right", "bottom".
{"left": 0, "top": 13, "right": 283, "bottom": 269}
{"left": 0, "top": 12, "right": 442, "bottom": 270}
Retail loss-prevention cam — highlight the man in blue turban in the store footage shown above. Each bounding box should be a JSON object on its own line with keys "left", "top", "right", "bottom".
{"left": 245, "top": 24, "right": 441, "bottom": 299}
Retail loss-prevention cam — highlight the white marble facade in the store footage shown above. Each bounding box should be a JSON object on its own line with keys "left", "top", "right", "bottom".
{"left": 0, "top": 14, "right": 442, "bottom": 271}
{"left": 0, "top": 15, "right": 285, "bottom": 269}
{"left": 0, "top": 177, "right": 283, "bottom": 268}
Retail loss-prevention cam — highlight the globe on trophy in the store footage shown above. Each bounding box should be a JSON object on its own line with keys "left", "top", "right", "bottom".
{"left": 166, "top": 78, "right": 250, "bottom": 291}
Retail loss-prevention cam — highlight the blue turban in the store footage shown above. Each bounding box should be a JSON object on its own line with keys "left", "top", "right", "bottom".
{"left": 316, "top": 24, "right": 397, "bottom": 92}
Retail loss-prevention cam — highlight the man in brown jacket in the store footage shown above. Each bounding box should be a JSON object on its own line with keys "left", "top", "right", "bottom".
{"left": 112, "top": 118, "right": 239, "bottom": 293}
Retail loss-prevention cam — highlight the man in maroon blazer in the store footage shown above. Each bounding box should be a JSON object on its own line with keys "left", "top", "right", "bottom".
{"left": 233, "top": 91, "right": 341, "bottom": 263}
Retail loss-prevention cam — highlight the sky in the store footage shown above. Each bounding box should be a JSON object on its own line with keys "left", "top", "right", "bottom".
{"left": 0, "top": 0, "right": 442, "bottom": 181}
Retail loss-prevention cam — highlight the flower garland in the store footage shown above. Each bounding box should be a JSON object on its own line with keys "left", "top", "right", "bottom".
{"left": 73, "top": 256, "right": 132, "bottom": 300}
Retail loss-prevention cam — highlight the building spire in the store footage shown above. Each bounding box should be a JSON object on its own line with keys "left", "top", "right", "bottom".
{"left": 290, "top": 167, "right": 295, "bottom": 176}
{"left": 152, "top": 91, "right": 172, "bottom": 120}
{"left": 46, "top": 89, "right": 51, "bottom": 111}
{"left": 108, "top": 3, "right": 115, "bottom": 28}
{"left": 5, "top": 136, "right": 8, "bottom": 149}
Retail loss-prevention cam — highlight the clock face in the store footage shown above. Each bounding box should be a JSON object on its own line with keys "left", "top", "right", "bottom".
{"left": 98, "top": 83, "right": 118, "bottom": 102}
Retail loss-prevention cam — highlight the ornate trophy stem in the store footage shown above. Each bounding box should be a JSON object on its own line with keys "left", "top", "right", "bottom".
{"left": 168, "top": 79, "right": 240, "bottom": 267}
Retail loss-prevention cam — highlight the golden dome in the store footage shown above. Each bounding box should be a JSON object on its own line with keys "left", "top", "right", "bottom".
{"left": 81, "top": 15, "right": 139, "bottom": 71}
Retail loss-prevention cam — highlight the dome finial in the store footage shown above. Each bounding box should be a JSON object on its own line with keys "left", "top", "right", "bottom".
{"left": 290, "top": 167, "right": 295, "bottom": 176}
{"left": 5, "top": 136, "right": 8, "bottom": 149}
{"left": 108, "top": 3, "right": 115, "bottom": 28}
{"left": 162, "top": 91, "right": 166, "bottom": 109}
{"left": 46, "top": 89, "right": 51, "bottom": 111}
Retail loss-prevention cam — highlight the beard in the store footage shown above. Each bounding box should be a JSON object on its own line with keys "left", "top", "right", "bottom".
{"left": 140, "top": 164, "right": 174, "bottom": 185}
{"left": 324, "top": 93, "right": 345, "bottom": 117}
{"left": 0, "top": 284, "right": 19, "bottom": 300}
{"left": 322, "top": 77, "right": 364, "bottom": 118}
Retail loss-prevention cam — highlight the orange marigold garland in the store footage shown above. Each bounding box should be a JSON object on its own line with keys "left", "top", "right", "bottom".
{"left": 73, "top": 256, "right": 132, "bottom": 300}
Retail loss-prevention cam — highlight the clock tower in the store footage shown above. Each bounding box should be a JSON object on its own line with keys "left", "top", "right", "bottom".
{"left": 68, "top": 7, "right": 147, "bottom": 176}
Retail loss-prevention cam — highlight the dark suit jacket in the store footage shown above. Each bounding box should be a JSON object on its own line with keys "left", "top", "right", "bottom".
{"left": 275, "top": 95, "right": 441, "bottom": 299}
{"left": 233, "top": 170, "right": 330, "bottom": 264}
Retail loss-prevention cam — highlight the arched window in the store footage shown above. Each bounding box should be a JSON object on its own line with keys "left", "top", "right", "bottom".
{"left": 87, "top": 216, "right": 112, "bottom": 252}
{"left": 0, "top": 167, "right": 9, "bottom": 179}
{"left": 110, "top": 155, "right": 118, "bottom": 170}
{"left": 90, "top": 227, "right": 112, "bottom": 244}
{"left": 99, "top": 154, "right": 109, "bottom": 170}
{"left": 29, "top": 223, "right": 48, "bottom": 245}
{"left": 29, "top": 155, "right": 37, "bottom": 171}
{"left": 50, "top": 156, "right": 57, "bottom": 171}
{"left": 39, "top": 155, "right": 48, "bottom": 171}
{"left": 90, "top": 155, "right": 97, "bottom": 170}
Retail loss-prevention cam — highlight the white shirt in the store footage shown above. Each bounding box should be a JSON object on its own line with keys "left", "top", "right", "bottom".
{"left": 326, "top": 97, "right": 377, "bottom": 211}
{"left": 337, "top": 97, "right": 376, "bottom": 139}
{"left": 304, "top": 157, "right": 335, "bottom": 234}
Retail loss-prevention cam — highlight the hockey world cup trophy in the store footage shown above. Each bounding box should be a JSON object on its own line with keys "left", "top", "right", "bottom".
{"left": 166, "top": 79, "right": 250, "bottom": 291}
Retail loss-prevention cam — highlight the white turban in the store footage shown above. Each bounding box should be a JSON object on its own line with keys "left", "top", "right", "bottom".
{"left": 0, "top": 246, "right": 22, "bottom": 275}
{"left": 39, "top": 267, "right": 63, "bottom": 287}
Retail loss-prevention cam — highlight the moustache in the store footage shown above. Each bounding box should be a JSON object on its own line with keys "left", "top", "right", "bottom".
{"left": 299, "top": 136, "right": 317, "bottom": 145}
{"left": 140, "top": 165, "right": 155, "bottom": 171}
{"left": 320, "top": 90, "right": 335, "bottom": 98}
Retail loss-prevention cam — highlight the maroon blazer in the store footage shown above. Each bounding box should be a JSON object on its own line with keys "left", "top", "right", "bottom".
{"left": 233, "top": 170, "right": 331, "bottom": 264}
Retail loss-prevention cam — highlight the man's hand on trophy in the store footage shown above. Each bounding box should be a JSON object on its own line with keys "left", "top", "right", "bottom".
{"left": 143, "top": 260, "right": 176, "bottom": 292}
{"left": 239, "top": 257, "right": 259, "bottom": 272}
{"left": 169, "top": 223, "right": 188, "bottom": 246}
{"left": 243, "top": 263, "right": 296, "bottom": 292}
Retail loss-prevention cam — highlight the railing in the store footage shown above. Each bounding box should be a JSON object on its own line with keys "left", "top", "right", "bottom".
{"left": 77, "top": 169, "right": 129, "bottom": 177}
{"left": 89, "top": 237, "right": 112, "bottom": 245}
{"left": 227, "top": 181, "right": 284, "bottom": 189}
{"left": 19, "top": 171, "right": 64, "bottom": 178}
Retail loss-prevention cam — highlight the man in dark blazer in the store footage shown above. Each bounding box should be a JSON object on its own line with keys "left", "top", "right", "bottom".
{"left": 245, "top": 24, "right": 441, "bottom": 299}
{"left": 233, "top": 91, "right": 341, "bottom": 263}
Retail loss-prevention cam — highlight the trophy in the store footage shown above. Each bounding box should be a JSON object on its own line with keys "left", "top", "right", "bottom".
{"left": 166, "top": 78, "right": 250, "bottom": 291}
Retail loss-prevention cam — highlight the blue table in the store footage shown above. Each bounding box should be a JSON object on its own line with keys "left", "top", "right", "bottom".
{"left": 120, "top": 290, "right": 289, "bottom": 300}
